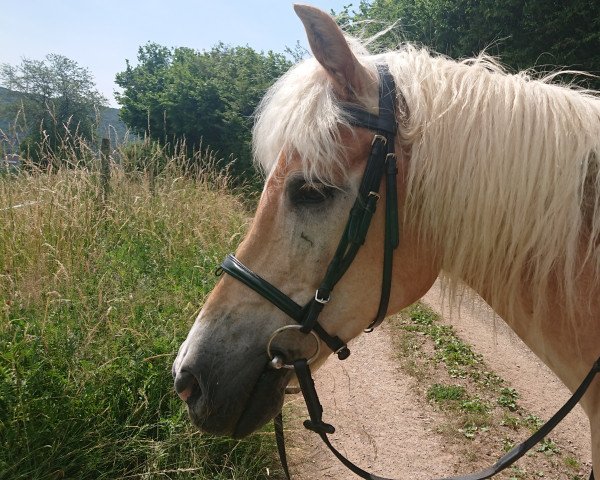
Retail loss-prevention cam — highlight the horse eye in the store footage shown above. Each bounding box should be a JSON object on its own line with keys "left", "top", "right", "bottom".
{"left": 289, "top": 181, "right": 334, "bottom": 206}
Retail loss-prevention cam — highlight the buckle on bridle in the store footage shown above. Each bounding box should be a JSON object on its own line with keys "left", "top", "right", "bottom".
{"left": 314, "top": 289, "right": 331, "bottom": 304}
{"left": 371, "top": 134, "right": 387, "bottom": 146}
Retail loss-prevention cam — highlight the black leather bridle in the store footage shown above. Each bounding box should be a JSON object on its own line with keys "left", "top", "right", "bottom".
{"left": 217, "top": 64, "right": 598, "bottom": 480}
{"left": 220, "top": 64, "right": 400, "bottom": 361}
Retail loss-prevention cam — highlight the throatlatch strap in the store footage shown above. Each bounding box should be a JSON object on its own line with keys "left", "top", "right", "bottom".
{"left": 275, "top": 356, "right": 600, "bottom": 480}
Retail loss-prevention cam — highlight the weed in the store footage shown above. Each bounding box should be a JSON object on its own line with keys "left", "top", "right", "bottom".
{"left": 537, "top": 438, "right": 560, "bottom": 456}
{"left": 458, "top": 422, "right": 488, "bottom": 439}
{"left": 501, "top": 414, "right": 521, "bottom": 430}
{"left": 508, "top": 465, "right": 527, "bottom": 479}
{"left": 427, "top": 383, "right": 466, "bottom": 402}
{"left": 498, "top": 387, "right": 519, "bottom": 411}
{"left": 503, "top": 437, "right": 516, "bottom": 451}
{"left": 408, "top": 304, "right": 437, "bottom": 326}
{"left": 460, "top": 397, "right": 489, "bottom": 414}
{"left": 523, "top": 414, "right": 544, "bottom": 432}
{"left": 564, "top": 455, "right": 580, "bottom": 470}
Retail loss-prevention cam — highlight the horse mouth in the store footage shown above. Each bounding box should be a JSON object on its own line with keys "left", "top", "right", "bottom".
{"left": 233, "top": 366, "right": 291, "bottom": 438}
{"left": 187, "top": 361, "right": 292, "bottom": 438}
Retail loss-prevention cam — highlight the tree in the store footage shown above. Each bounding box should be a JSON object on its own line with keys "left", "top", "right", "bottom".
{"left": 0, "top": 54, "right": 107, "bottom": 165}
{"left": 115, "top": 42, "right": 292, "bottom": 182}
{"left": 338, "top": 0, "right": 600, "bottom": 86}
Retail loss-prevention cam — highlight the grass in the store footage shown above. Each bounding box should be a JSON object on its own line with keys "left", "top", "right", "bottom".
{"left": 427, "top": 383, "right": 466, "bottom": 402}
{"left": 391, "top": 303, "right": 587, "bottom": 478}
{"left": 0, "top": 151, "right": 280, "bottom": 479}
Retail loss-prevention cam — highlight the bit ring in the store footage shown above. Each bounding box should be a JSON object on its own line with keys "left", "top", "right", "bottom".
{"left": 267, "top": 325, "right": 321, "bottom": 370}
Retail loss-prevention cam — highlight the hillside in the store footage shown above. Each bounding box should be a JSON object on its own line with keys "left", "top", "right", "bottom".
{"left": 0, "top": 86, "right": 128, "bottom": 143}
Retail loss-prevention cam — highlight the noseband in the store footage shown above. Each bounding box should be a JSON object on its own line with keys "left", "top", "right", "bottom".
{"left": 216, "top": 65, "right": 599, "bottom": 480}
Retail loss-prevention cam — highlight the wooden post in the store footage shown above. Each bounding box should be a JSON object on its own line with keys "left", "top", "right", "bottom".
{"left": 100, "top": 138, "right": 110, "bottom": 203}
{"left": 148, "top": 155, "right": 156, "bottom": 196}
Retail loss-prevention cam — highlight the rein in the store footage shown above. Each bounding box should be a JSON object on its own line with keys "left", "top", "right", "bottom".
{"left": 217, "top": 64, "right": 598, "bottom": 479}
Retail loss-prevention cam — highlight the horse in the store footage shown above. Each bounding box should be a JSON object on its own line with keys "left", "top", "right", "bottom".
{"left": 172, "top": 4, "right": 600, "bottom": 476}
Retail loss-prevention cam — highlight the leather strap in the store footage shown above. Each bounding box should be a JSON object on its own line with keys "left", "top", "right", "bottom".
{"left": 219, "top": 255, "right": 349, "bottom": 356}
{"left": 341, "top": 64, "right": 398, "bottom": 135}
{"left": 274, "top": 412, "right": 291, "bottom": 480}
{"left": 219, "top": 254, "right": 304, "bottom": 321}
{"left": 276, "top": 357, "right": 599, "bottom": 480}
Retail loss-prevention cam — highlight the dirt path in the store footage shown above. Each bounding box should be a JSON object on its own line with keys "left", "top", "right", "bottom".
{"left": 283, "top": 282, "right": 592, "bottom": 479}
{"left": 283, "top": 324, "right": 456, "bottom": 479}
{"left": 423, "top": 283, "right": 592, "bottom": 468}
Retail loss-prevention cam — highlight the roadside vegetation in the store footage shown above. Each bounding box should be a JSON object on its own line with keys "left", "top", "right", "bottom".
{"left": 392, "top": 304, "right": 587, "bottom": 480}
{"left": 0, "top": 145, "right": 281, "bottom": 479}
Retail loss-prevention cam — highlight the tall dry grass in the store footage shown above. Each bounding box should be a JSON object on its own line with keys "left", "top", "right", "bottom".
{"left": 0, "top": 143, "right": 278, "bottom": 479}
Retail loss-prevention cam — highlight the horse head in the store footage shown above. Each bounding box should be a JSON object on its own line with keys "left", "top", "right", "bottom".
{"left": 171, "top": 5, "right": 439, "bottom": 438}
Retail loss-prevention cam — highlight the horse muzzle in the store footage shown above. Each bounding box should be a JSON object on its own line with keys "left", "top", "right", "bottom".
{"left": 172, "top": 322, "right": 295, "bottom": 438}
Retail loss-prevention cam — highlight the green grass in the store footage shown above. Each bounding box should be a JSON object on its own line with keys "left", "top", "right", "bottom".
{"left": 392, "top": 303, "right": 585, "bottom": 476}
{"left": 498, "top": 387, "right": 520, "bottom": 411}
{"left": 0, "top": 161, "right": 279, "bottom": 479}
{"left": 397, "top": 304, "right": 525, "bottom": 436}
{"left": 427, "top": 383, "right": 466, "bottom": 402}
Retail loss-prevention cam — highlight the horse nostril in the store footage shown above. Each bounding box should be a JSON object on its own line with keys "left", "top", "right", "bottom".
{"left": 174, "top": 370, "right": 201, "bottom": 403}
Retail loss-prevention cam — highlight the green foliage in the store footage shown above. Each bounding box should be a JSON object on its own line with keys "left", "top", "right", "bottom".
{"left": 119, "top": 136, "right": 171, "bottom": 174}
{"left": 0, "top": 86, "right": 128, "bottom": 155}
{"left": 0, "top": 55, "right": 107, "bottom": 165}
{"left": 338, "top": 0, "right": 600, "bottom": 87}
{"left": 0, "top": 161, "right": 278, "bottom": 479}
{"left": 497, "top": 387, "right": 519, "bottom": 411}
{"left": 564, "top": 455, "right": 580, "bottom": 470}
{"left": 115, "top": 42, "right": 292, "bottom": 184}
{"left": 427, "top": 383, "right": 466, "bottom": 401}
{"left": 522, "top": 414, "right": 544, "bottom": 432}
{"left": 460, "top": 397, "right": 489, "bottom": 414}
{"left": 537, "top": 438, "right": 560, "bottom": 456}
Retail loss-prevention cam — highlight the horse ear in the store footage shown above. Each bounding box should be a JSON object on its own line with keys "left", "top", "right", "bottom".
{"left": 294, "top": 4, "right": 374, "bottom": 100}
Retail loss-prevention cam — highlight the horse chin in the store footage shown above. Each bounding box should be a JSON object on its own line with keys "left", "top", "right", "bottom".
{"left": 233, "top": 367, "right": 290, "bottom": 438}
{"left": 187, "top": 363, "right": 291, "bottom": 439}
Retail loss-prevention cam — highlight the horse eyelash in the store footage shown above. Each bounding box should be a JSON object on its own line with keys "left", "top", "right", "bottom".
{"left": 288, "top": 180, "right": 335, "bottom": 206}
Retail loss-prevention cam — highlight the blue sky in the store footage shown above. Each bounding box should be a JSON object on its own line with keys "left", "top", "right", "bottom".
{"left": 1, "top": 1, "right": 354, "bottom": 107}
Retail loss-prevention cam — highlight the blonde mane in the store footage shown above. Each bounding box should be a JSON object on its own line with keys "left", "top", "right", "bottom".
{"left": 253, "top": 42, "right": 600, "bottom": 321}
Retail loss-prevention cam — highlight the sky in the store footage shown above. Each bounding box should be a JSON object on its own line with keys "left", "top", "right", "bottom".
{"left": 1, "top": 1, "right": 354, "bottom": 107}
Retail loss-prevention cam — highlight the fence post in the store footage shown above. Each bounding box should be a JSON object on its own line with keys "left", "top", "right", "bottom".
{"left": 100, "top": 138, "right": 110, "bottom": 203}
{"left": 148, "top": 155, "right": 156, "bottom": 196}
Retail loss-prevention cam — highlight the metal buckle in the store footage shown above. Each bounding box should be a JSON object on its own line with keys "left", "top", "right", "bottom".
{"left": 368, "top": 191, "right": 380, "bottom": 200}
{"left": 314, "top": 289, "right": 331, "bottom": 304}
{"left": 371, "top": 134, "right": 387, "bottom": 146}
{"left": 267, "top": 325, "right": 321, "bottom": 370}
